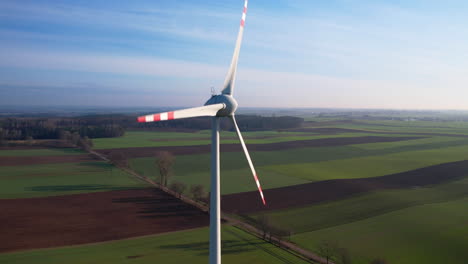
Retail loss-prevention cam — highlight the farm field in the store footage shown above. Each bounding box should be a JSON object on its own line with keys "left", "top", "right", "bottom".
{"left": 254, "top": 176, "right": 468, "bottom": 234}
{"left": 0, "top": 225, "right": 309, "bottom": 264}
{"left": 128, "top": 135, "right": 468, "bottom": 195}
{"left": 0, "top": 161, "right": 144, "bottom": 199}
{"left": 110, "top": 119, "right": 468, "bottom": 264}
{"left": 310, "top": 119, "right": 468, "bottom": 135}
{"left": 0, "top": 148, "right": 84, "bottom": 156}
{"left": 92, "top": 130, "right": 414, "bottom": 149}
{"left": 3, "top": 118, "right": 468, "bottom": 264}
{"left": 92, "top": 130, "right": 312, "bottom": 149}
{"left": 0, "top": 144, "right": 309, "bottom": 263}
{"left": 0, "top": 189, "right": 208, "bottom": 252}
{"left": 291, "top": 196, "right": 468, "bottom": 264}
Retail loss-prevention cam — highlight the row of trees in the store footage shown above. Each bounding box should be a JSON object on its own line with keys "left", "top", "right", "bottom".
{"left": 107, "top": 150, "right": 208, "bottom": 202}
{"left": 0, "top": 118, "right": 124, "bottom": 140}
{"left": 106, "top": 150, "right": 390, "bottom": 264}
{"left": 155, "top": 151, "right": 209, "bottom": 201}
{"left": 1, "top": 113, "right": 302, "bottom": 142}
{"left": 60, "top": 131, "right": 94, "bottom": 151}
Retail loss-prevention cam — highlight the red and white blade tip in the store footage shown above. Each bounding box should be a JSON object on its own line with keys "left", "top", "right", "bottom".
{"left": 137, "top": 112, "right": 174, "bottom": 123}
{"left": 240, "top": 0, "right": 248, "bottom": 27}
{"left": 254, "top": 173, "right": 266, "bottom": 205}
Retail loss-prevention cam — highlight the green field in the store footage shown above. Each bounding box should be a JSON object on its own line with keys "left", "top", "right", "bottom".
{"left": 314, "top": 119, "right": 468, "bottom": 135}
{"left": 0, "top": 162, "right": 145, "bottom": 199}
{"left": 4, "top": 119, "right": 468, "bottom": 264}
{"left": 257, "top": 176, "right": 468, "bottom": 233}
{"left": 129, "top": 135, "right": 468, "bottom": 194}
{"left": 291, "top": 197, "right": 468, "bottom": 264}
{"left": 36, "top": 121, "right": 468, "bottom": 264}
{"left": 0, "top": 226, "right": 309, "bottom": 264}
{"left": 92, "top": 130, "right": 412, "bottom": 149}
{"left": 265, "top": 144, "right": 468, "bottom": 182}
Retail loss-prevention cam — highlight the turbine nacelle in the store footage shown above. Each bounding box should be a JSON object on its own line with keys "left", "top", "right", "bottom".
{"left": 205, "top": 94, "right": 238, "bottom": 117}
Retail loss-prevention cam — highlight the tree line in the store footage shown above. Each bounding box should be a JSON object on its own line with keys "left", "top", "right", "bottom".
{"left": 0, "top": 114, "right": 303, "bottom": 142}
{"left": 0, "top": 117, "right": 124, "bottom": 141}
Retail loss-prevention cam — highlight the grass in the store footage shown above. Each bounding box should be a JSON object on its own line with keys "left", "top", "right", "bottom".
{"left": 264, "top": 143, "right": 468, "bottom": 182}
{"left": 256, "top": 176, "right": 468, "bottom": 234}
{"left": 92, "top": 130, "right": 411, "bottom": 149}
{"left": 129, "top": 152, "right": 310, "bottom": 195}
{"left": 0, "top": 226, "right": 309, "bottom": 264}
{"left": 291, "top": 197, "right": 468, "bottom": 264}
{"left": 322, "top": 119, "right": 468, "bottom": 135}
{"left": 129, "top": 137, "right": 468, "bottom": 194}
{"left": 0, "top": 162, "right": 145, "bottom": 199}
{"left": 4, "top": 119, "right": 468, "bottom": 263}
{"left": 0, "top": 148, "right": 84, "bottom": 157}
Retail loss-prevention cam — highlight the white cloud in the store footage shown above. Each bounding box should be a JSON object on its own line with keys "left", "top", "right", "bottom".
{"left": 2, "top": 47, "right": 467, "bottom": 109}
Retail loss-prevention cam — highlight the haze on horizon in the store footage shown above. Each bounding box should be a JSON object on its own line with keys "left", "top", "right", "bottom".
{"left": 1, "top": 0, "right": 467, "bottom": 110}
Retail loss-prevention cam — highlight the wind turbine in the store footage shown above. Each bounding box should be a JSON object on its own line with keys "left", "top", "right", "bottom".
{"left": 137, "top": 0, "right": 265, "bottom": 263}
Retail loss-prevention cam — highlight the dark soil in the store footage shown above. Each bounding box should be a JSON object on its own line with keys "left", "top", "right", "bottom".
{"left": 0, "top": 154, "right": 97, "bottom": 166}
{"left": 221, "top": 160, "right": 468, "bottom": 214}
{"left": 98, "top": 136, "right": 423, "bottom": 158}
{"left": 0, "top": 189, "right": 208, "bottom": 252}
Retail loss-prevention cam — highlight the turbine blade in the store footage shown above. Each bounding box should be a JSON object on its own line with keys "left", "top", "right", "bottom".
{"left": 137, "top": 104, "right": 224, "bottom": 123}
{"left": 231, "top": 115, "right": 266, "bottom": 205}
{"left": 221, "top": 0, "right": 248, "bottom": 96}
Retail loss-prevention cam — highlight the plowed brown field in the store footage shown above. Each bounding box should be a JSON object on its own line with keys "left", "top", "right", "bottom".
{"left": 0, "top": 189, "right": 208, "bottom": 253}
{"left": 0, "top": 154, "right": 96, "bottom": 166}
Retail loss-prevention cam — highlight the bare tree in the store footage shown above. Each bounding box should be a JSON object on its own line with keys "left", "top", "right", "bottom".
{"left": 190, "top": 184, "right": 206, "bottom": 201}
{"left": 77, "top": 137, "right": 93, "bottom": 151}
{"left": 258, "top": 214, "right": 271, "bottom": 240}
{"left": 337, "top": 247, "right": 352, "bottom": 264}
{"left": 370, "top": 258, "right": 389, "bottom": 264}
{"left": 109, "top": 151, "right": 128, "bottom": 168}
{"left": 0, "top": 129, "right": 6, "bottom": 146}
{"left": 317, "top": 240, "right": 339, "bottom": 264}
{"left": 169, "top": 181, "right": 187, "bottom": 198}
{"left": 269, "top": 226, "right": 289, "bottom": 247}
{"left": 25, "top": 136, "right": 34, "bottom": 146}
{"left": 71, "top": 132, "right": 80, "bottom": 145}
{"left": 155, "top": 151, "right": 175, "bottom": 186}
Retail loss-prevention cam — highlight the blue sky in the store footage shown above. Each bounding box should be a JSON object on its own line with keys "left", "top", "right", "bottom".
{"left": 1, "top": 0, "right": 468, "bottom": 109}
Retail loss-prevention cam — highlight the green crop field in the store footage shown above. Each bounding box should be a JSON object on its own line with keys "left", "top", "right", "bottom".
{"left": 129, "top": 135, "right": 468, "bottom": 194}
{"left": 0, "top": 226, "right": 309, "bottom": 264}
{"left": 314, "top": 120, "right": 468, "bottom": 135}
{"left": 4, "top": 118, "right": 468, "bottom": 264}
{"left": 291, "top": 197, "right": 468, "bottom": 264}
{"left": 256, "top": 176, "right": 468, "bottom": 233}
{"left": 92, "top": 130, "right": 408, "bottom": 149}
{"left": 0, "top": 162, "right": 145, "bottom": 199}
{"left": 265, "top": 144, "right": 468, "bottom": 182}
{"left": 131, "top": 154, "right": 310, "bottom": 195}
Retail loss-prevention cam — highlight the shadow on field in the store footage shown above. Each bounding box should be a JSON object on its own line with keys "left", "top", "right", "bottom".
{"left": 26, "top": 184, "right": 131, "bottom": 192}
{"left": 224, "top": 228, "right": 299, "bottom": 264}
{"left": 159, "top": 239, "right": 262, "bottom": 256}
{"left": 113, "top": 192, "right": 206, "bottom": 219}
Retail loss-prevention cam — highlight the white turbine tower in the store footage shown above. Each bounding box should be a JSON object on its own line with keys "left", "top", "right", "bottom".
{"left": 137, "top": 1, "right": 266, "bottom": 263}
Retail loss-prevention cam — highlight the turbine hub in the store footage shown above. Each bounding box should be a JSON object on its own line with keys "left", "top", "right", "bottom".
{"left": 205, "top": 94, "right": 238, "bottom": 117}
